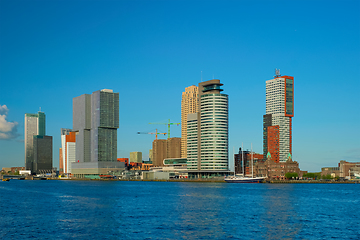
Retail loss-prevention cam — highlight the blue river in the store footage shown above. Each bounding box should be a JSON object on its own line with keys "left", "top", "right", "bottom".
{"left": 1, "top": 180, "right": 359, "bottom": 239}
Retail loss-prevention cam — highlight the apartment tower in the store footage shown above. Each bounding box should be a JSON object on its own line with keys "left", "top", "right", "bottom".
{"left": 152, "top": 137, "right": 181, "bottom": 166}
{"left": 263, "top": 71, "right": 294, "bottom": 163}
{"left": 181, "top": 85, "right": 199, "bottom": 158}
{"left": 187, "top": 79, "right": 229, "bottom": 173}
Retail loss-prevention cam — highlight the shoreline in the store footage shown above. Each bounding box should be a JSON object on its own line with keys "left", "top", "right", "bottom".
{"left": 4, "top": 178, "right": 357, "bottom": 184}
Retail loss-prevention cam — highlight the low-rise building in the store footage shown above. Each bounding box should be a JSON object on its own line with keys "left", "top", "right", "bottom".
{"left": 254, "top": 153, "right": 300, "bottom": 180}
{"left": 321, "top": 167, "right": 340, "bottom": 178}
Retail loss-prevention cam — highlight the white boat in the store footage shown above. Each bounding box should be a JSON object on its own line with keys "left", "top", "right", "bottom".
{"left": 224, "top": 175, "right": 265, "bottom": 183}
{"left": 225, "top": 143, "right": 266, "bottom": 183}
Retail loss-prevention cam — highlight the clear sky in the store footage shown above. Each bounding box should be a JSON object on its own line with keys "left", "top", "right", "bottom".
{"left": 0, "top": 0, "right": 359, "bottom": 172}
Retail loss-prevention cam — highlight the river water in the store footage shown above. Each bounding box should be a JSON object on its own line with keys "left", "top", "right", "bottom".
{"left": 0, "top": 180, "right": 359, "bottom": 239}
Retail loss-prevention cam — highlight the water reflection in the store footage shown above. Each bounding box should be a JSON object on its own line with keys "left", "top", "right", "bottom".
{"left": 173, "top": 183, "right": 227, "bottom": 239}
{"left": 261, "top": 185, "right": 302, "bottom": 239}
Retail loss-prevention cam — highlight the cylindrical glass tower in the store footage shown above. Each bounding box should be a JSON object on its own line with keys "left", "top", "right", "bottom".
{"left": 199, "top": 81, "right": 228, "bottom": 171}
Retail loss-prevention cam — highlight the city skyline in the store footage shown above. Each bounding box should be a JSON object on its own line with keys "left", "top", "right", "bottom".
{"left": 0, "top": 0, "right": 359, "bottom": 172}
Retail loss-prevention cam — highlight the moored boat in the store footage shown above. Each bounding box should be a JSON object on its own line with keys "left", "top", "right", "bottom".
{"left": 224, "top": 176, "right": 265, "bottom": 183}
{"left": 226, "top": 143, "right": 266, "bottom": 183}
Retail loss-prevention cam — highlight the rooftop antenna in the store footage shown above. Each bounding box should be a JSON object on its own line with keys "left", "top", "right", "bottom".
{"left": 274, "top": 68, "right": 281, "bottom": 78}
{"left": 201, "top": 71, "right": 203, "bottom": 82}
{"left": 39, "top": 107, "right": 41, "bottom": 112}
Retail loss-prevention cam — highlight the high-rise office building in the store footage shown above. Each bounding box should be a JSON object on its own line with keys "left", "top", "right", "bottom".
{"left": 187, "top": 79, "right": 229, "bottom": 175}
{"left": 130, "top": 152, "right": 142, "bottom": 163}
{"left": 60, "top": 128, "right": 76, "bottom": 176}
{"left": 181, "top": 85, "right": 199, "bottom": 158}
{"left": 72, "top": 89, "right": 124, "bottom": 177}
{"left": 25, "top": 111, "right": 52, "bottom": 174}
{"left": 263, "top": 71, "right": 294, "bottom": 163}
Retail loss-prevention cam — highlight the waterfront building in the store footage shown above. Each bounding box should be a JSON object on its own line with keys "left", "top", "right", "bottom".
{"left": 234, "top": 148, "right": 264, "bottom": 175}
{"left": 71, "top": 89, "right": 124, "bottom": 177}
{"left": 321, "top": 167, "right": 340, "bottom": 178}
{"left": 25, "top": 111, "right": 52, "bottom": 174}
{"left": 263, "top": 70, "right": 294, "bottom": 162}
{"left": 321, "top": 161, "right": 360, "bottom": 179}
{"left": 143, "top": 158, "right": 188, "bottom": 180}
{"left": 181, "top": 85, "right": 199, "bottom": 158}
{"left": 60, "top": 128, "right": 76, "bottom": 176}
{"left": 339, "top": 160, "right": 360, "bottom": 178}
{"left": 130, "top": 152, "right": 142, "bottom": 163}
{"left": 187, "top": 79, "right": 230, "bottom": 178}
{"left": 254, "top": 153, "right": 300, "bottom": 180}
{"left": 152, "top": 137, "right": 181, "bottom": 166}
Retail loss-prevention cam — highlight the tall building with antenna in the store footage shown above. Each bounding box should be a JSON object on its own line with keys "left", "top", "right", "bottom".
{"left": 263, "top": 70, "right": 294, "bottom": 163}
{"left": 25, "top": 111, "right": 53, "bottom": 174}
{"left": 181, "top": 85, "right": 198, "bottom": 158}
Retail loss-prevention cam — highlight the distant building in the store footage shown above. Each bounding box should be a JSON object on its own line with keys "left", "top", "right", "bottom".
{"left": 25, "top": 111, "right": 52, "bottom": 174}
{"left": 117, "top": 158, "right": 129, "bottom": 167}
{"left": 149, "top": 149, "right": 153, "bottom": 163}
{"left": 187, "top": 79, "right": 230, "bottom": 178}
{"left": 321, "top": 161, "right": 360, "bottom": 179}
{"left": 339, "top": 160, "right": 360, "bottom": 178}
{"left": 130, "top": 152, "right": 142, "bottom": 163}
{"left": 263, "top": 71, "right": 294, "bottom": 163}
{"left": 33, "top": 135, "right": 53, "bottom": 174}
{"left": 60, "top": 128, "right": 76, "bottom": 176}
{"left": 181, "top": 85, "right": 199, "bottom": 158}
{"left": 152, "top": 137, "right": 181, "bottom": 166}
{"left": 71, "top": 89, "right": 124, "bottom": 177}
{"left": 234, "top": 148, "right": 264, "bottom": 175}
{"left": 321, "top": 167, "right": 340, "bottom": 178}
{"left": 254, "top": 153, "right": 300, "bottom": 180}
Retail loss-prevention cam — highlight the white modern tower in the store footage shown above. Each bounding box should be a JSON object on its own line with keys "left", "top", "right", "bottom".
{"left": 187, "top": 79, "right": 229, "bottom": 176}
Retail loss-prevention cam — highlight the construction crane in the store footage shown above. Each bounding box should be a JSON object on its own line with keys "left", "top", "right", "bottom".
{"left": 149, "top": 119, "right": 180, "bottom": 138}
{"left": 137, "top": 129, "right": 167, "bottom": 140}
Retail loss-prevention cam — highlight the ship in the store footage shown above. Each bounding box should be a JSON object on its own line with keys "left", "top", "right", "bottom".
{"left": 224, "top": 175, "right": 265, "bottom": 183}
{"left": 225, "top": 143, "right": 266, "bottom": 183}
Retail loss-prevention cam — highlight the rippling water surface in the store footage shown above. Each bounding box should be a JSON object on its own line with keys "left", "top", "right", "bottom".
{"left": 1, "top": 181, "right": 359, "bottom": 239}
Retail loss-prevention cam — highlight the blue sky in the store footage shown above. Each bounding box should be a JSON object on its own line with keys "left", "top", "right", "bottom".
{"left": 0, "top": 0, "right": 359, "bottom": 172}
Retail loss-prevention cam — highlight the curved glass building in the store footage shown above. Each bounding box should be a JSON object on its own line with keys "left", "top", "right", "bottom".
{"left": 187, "top": 79, "right": 229, "bottom": 175}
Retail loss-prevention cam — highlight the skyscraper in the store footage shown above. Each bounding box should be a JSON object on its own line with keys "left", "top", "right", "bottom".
{"left": 181, "top": 85, "right": 198, "bottom": 158}
{"left": 25, "top": 111, "right": 52, "bottom": 174}
{"left": 72, "top": 89, "right": 123, "bottom": 177}
{"left": 187, "top": 79, "right": 229, "bottom": 176}
{"left": 263, "top": 71, "right": 294, "bottom": 163}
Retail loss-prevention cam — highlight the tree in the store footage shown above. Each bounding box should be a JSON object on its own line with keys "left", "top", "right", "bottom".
{"left": 285, "top": 172, "right": 298, "bottom": 180}
{"left": 321, "top": 174, "right": 332, "bottom": 180}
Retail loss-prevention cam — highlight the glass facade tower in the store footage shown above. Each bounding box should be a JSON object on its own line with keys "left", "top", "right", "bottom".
{"left": 25, "top": 111, "right": 52, "bottom": 174}
{"left": 187, "top": 79, "right": 229, "bottom": 172}
{"left": 73, "top": 89, "right": 119, "bottom": 163}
